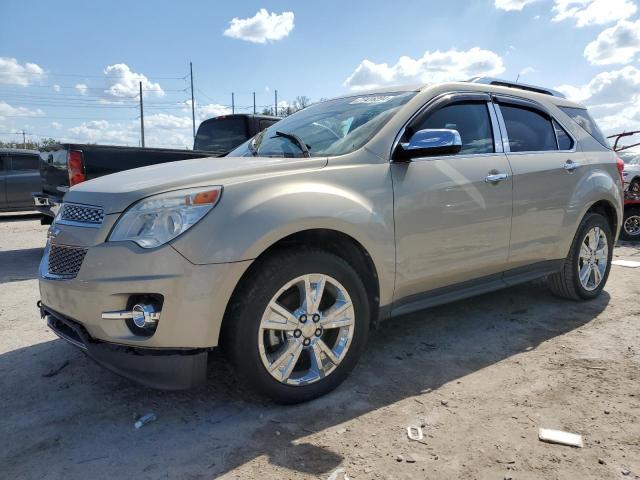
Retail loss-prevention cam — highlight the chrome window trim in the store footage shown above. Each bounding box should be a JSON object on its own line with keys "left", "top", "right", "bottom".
{"left": 390, "top": 91, "right": 501, "bottom": 161}
{"left": 491, "top": 103, "right": 510, "bottom": 153}
{"left": 492, "top": 96, "right": 577, "bottom": 155}
{"left": 401, "top": 151, "right": 509, "bottom": 163}
{"left": 486, "top": 101, "right": 504, "bottom": 154}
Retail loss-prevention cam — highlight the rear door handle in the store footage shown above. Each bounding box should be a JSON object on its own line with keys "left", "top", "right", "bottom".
{"left": 485, "top": 173, "right": 508, "bottom": 183}
{"left": 563, "top": 160, "right": 579, "bottom": 172}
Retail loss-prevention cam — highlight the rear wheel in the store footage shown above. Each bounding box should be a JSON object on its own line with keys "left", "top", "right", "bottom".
{"left": 621, "top": 207, "right": 640, "bottom": 241}
{"left": 548, "top": 213, "right": 613, "bottom": 300}
{"left": 224, "top": 249, "right": 369, "bottom": 404}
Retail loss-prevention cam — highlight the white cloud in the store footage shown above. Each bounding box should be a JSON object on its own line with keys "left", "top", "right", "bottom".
{"left": 75, "top": 83, "right": 89, "bottom": 95}
{"left": 595, "top": 103, "right": 640, "bottom": 134}
{"left": 65, "top": 116, "right": 195, "bottom": 148}
{"left": 494, "top": 0, "right": 539, "bottom": 11}
{"left": 0, "top": 57, "right": 45, "bottom": 86}
{"left": 103, "top": 64, "right": 164, "bottom": 99}
{"left": 552, "top": 0, "right": 637, "bottom": 27}
{"left": 0, "top": 101, "right": 44, "bottom": 119}
{"left": 556, "top": 66, "right": 640, "bottom": 135}
{"left": 52, "top": 84, "right": 61, "bottom": 92}
{"left": 50, "top": 121, "right": 62, "bottom": 130}
{"left": 67, "top": 120, "right": 137, "bottom": 145}
{"left": 519, "top": 66, "right": 536, "bottom": 76}
{"left": 184, "top": 100, "right": 232, "bottom": 120}
{"left": 556, "top": 65, "right": 640, "bottom": 105}
{"left": 584, "top": 19, "right": 640, "bottom": 65}
{"left": 344, "top": 48, "right": 505, "bottom": 90}
{"left": 145, "top": 113, "right": 192, "bottom": 129}
{"left": 223, "top": 9, "right": 294, "bottom": 43}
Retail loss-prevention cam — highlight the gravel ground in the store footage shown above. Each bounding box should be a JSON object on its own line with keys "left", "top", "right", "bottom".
{"left": 0, "top": 213, "right": 639, "bottom": 480}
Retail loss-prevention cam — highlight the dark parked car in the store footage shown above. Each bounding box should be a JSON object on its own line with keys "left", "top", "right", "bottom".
{"left": 1, "top": 148, "right": 40, "bottom": 213}
{"left": 33, "top": 114, "right": 280, "bottom": 222}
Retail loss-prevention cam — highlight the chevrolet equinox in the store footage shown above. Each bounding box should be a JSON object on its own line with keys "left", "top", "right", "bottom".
{"left": 39, "top": 78, "right": 623, "bottom": 403}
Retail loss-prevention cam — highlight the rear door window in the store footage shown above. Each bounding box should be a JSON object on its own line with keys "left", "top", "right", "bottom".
{"left": 194, "top": 117, "right": 249, "bottom": 154}
{"left": 559, "top": 106, "right": 609, "bottom": 148}
{"left": 553, "top": 120, "right": 574, "bottom": 150}
{"left": 500, "top": 104, "right": 557, "bottom": 152}
{"left": 259, "top": 119, "right": 278, "bottom": 131}
{"left": 416, "top": 101, "right": 495, "bottom": 154}
{"left": 9, "top": 155, "right": 39, "bottom": 172}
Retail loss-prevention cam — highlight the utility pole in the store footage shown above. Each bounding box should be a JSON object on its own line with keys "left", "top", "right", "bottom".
{"left": 275, "top": 89, "right": 278, "bottom": 116}
{"left": 253, "top": 92, "right": 256, "bottom": 114}
{"left": 20, "top": 130, "right": 26, "bottom": 148}
{"left": 139, "top": 81, "right": 145, "bottom": 148}
{"left": 231, "top": 92, "right": 235, "bottom": 114}
{"left": 190, "top": 62, "right": 196, "bottom": 142}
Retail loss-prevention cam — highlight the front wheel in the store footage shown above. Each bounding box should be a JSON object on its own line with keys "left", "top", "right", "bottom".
{"left": 224, "top": 249, "right": 370, "bottom": 404}
{"left": 548, "top": 213, "right": 613, "bottom": 300}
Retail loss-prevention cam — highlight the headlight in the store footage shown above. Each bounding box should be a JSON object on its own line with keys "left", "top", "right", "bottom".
{"left": 109, "top": 186, "right": 222, "bottom": 248}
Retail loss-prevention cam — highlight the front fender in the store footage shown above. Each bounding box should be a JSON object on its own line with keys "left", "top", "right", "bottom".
{"left": 171, "top": 163, "right": 396, "bottom": 305}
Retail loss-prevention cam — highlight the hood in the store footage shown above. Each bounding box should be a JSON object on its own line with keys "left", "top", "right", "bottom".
{"left": 64, "top": 155, "right": 327, "bottom": 214}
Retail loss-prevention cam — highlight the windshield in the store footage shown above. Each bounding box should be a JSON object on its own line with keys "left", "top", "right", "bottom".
{"left": 228, "top": 92, "right": 416, "bottom": 158}
{"left": 620, "top": 150, "right": 640, "bottom": 165}
{"left": 194, "top": 116, "right": 249, "bottom": 154}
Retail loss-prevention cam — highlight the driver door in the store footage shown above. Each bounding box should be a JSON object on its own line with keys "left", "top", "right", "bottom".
{"left": 391, "top": 94, "right": 513, "bottom": 308}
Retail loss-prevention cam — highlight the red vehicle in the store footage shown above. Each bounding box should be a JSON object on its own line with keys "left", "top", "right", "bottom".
{"left": 609, "top": 130, "right": 640, "bottom": 241}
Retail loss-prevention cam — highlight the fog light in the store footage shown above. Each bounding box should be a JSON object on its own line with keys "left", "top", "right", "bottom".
{"left": 132, "top": 303, "right": 160, "bottom": 329}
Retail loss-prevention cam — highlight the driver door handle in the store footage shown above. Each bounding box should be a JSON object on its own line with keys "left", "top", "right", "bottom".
{"left": 485, "top": 172, "right": 508, "bottom": 183}
{"left": 563, "top": 160, "right": 579, "bottom": 172}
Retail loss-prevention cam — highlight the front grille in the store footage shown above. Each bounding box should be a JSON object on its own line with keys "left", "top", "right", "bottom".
{"left": 60, "top": 204, "right": 104, "bottom": 225}
{"left": 48, "top": 245, "right": 87, "bottom": 278}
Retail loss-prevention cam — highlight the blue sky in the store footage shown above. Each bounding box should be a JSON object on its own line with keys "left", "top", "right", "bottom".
{"left": 1, "top": 0, "right": 639, "bottom": 147}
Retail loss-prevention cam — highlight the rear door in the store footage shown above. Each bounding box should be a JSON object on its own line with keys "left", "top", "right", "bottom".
{"left": 6, "top": 153, "right": 40, "bottom": 208}
{"left": 391, "top": 93, "right": 513, "bottom": 302}
{"left": 0, "top": 154, "right": 7, "bottom": 208}
{"left": 493, "top": 96, "right": 585, "bottom": 268}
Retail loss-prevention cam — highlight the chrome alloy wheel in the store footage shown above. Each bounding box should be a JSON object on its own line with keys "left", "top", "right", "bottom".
{"left": 578, "top": 226, "right": 608, "bottom": 291}
{"left": 258, "top": 274, "right": 355, "bottom": 386}
{"left": 623, "top": 214, "right": 640, "bottom": 237}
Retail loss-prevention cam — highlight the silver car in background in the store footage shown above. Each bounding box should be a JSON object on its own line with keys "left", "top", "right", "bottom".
{"left": 39, "top": 78, "right": 622, "bottom": 403}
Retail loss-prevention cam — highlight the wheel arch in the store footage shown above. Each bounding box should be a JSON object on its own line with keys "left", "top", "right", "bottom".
{"left": 586, "top": 199, "right": 619, "bottom": 237}
{"left": 220, "top": 228, "right": 382, "bottom": 346}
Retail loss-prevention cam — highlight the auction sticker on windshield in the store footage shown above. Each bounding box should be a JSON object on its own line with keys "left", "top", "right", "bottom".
{"left": 349, "top": 95, "right": 395, "bottom": 104}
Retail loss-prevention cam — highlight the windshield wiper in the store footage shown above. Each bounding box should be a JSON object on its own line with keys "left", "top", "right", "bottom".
{"left": 272, "top": 131, "right": 310, "bottom": 158}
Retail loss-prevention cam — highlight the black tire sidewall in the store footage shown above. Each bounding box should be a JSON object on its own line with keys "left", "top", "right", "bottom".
{"left": 227, "top": 250, "right": 370, "bottom": 404}
{"left": 568, "top": 214, "right": 613, "bottom": 299}
{"left": 621, "top": 207, "right": 640, "bottom": 241}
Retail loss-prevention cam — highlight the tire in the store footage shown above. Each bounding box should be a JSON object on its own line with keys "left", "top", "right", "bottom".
{"left": 628, "top": 178, "right": 640, "bottom": 197}
{"left": 224, "top": 249, "right": 370, "bottom": 404}
{"left": 548, "top": 213, "right": 613, "bottom": 300}
{"left": 620, "top": 207, "right": 640, "bottom": 241}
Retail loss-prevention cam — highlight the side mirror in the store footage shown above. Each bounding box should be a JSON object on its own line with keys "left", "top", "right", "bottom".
{"left": 395, "top": 129, "right": 462, "bottom": 160}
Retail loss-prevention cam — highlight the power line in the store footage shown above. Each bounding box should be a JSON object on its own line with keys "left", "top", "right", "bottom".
{"left": 0, "top": 69, "right": 188, "bottom": 80}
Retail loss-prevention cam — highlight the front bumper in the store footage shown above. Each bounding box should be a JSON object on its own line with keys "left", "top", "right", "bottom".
{"left": 41, "top": 303, "right": 207, "bottom": 390}
{"left": 39, "top": 239, "right": 252, "bottom": 349}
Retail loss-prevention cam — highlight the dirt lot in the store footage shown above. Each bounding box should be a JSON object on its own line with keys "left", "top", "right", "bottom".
{"left": 0, "top": 213, "right": 639, "bottom": 480}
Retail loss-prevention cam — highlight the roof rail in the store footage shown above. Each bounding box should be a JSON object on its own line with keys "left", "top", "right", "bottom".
{"left": 466, "top": 77, "right": 566, "bottom": 99}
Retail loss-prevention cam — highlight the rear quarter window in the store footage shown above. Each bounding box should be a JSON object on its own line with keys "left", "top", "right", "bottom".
{"left": 559, "top": 106, "right": 609, "bottom": 148}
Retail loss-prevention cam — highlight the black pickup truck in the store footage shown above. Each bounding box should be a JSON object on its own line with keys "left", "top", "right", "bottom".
{"left": 34, "top": 113, "right": 279, "bottom": 222}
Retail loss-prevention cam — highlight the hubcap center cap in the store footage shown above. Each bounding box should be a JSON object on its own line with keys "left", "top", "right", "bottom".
{"left": 300, "top": 317, "right": 318, "bottom": 338}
